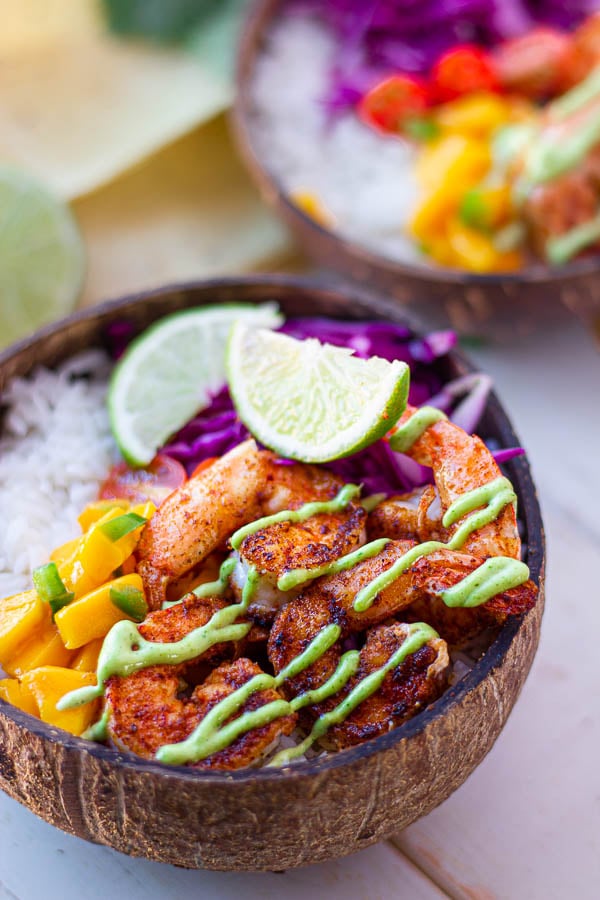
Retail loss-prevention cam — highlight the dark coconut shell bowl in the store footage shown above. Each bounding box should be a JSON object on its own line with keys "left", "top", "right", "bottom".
{"left": 232, "top": 0, "right": 600, "bottom": 341}
{"left": 0, "top": 277, "right": 545, "bottom": 870}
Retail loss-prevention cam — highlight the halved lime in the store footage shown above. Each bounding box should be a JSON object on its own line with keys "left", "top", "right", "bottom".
{"left": 227, "top": 324, "right": 410, "bottom": 463}
{"left": 109, "top": 304, "right": 283, "bottom": 466}
{"left": 0, "top": 168, "right": 84, "bottom": 349}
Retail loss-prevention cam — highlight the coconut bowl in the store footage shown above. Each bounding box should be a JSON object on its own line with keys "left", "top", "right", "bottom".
{"left": 232, "top": 0, "right": 600, "bottom": 341}
{"left": 0, "top": 276, "right": 545, "bottom": 870}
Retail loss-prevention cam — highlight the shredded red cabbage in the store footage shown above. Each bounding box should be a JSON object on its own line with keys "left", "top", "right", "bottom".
{"left": 288, "top": 0, "right": 596, "bottom": 111}
{"left": 154, "top": 316, "right": 523, "bottom": 494}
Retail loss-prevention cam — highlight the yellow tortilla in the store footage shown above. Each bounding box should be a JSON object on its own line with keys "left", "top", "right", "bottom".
{"left": 74, "top": 115, "right": 295, "bottom": 307}
{"left": 0, "top": 1, "right": 232, "bottom": 198}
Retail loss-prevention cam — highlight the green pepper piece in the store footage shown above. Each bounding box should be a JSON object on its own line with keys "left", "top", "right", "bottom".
{"left": 100, "top": 512, "right": 147, "bottom": 542}
{"left": 109, "top": 584, "right": 148, "bottom": 622}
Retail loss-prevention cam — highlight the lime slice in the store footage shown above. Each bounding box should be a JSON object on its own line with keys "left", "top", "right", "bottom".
{"left": 227, "top": 324, "right": 410, "bottom": 463}
{"left": 0, "top": 168, "right": 84, "bottom": 349}
{"left": 109, "top": 304, "right": 283, "bottom": 466}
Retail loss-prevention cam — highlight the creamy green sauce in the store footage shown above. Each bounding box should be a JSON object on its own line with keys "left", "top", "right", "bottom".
{"left": 277, "top": 538, "right": 390, "bottom": 592}
{"left": 388, "top": 407, "right": 446, "bottom": 453}
{"left": 516, "top": 67, "right": 600, "bottom": 190}
{"left": 268, "top": 622, "right": 437, "bottom": 767}
{"left": 230, "top": 483, "right": 360, "bottom": 550}
{"left": 158, "top": 621, "right": 435, "bottom": 767}
{"left": 81, "top": 707, "right": 110, "bottom": 742}
{"left": 162, "top": 556, "right": 237, "bottom": 610}
{"left": 441, "top": 557, "right": 530, "bottom": 609}
{"left": 69, "top": 412, "right": 529, "bottom": 765}
{"left": 546, "top": 212, "right": 600, "bottom": 264}
{"left": 57, "top": 568, "right": 258, "bottom": 711}
{"left": 353, "top": 476, "right": 517, "bottom": 613}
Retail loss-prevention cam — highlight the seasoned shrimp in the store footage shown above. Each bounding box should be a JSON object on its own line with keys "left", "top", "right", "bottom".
{"left": 320, "top": 623, "right": 448, "bottom": 749}
{"left": 269, "top": 541, "right": 536, "bottom": 693}
{"left": 367, "top": 485, "right": 449, "bottom": 544}
{"left": 232, "top": 460, "right": 366, "bottom": 622}
{"left": 391, "top": 405, "right": 521, "bottom": 559}
{"left": 137, "top": 440, "right": 268, "bottom": 608}
{"left": 107, "top": 595, "right": 295, "bottom": 768}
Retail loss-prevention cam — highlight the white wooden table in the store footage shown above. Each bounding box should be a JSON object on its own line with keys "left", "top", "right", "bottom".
{"left": 1, "top": 307, "right": 598, "bottom": 900}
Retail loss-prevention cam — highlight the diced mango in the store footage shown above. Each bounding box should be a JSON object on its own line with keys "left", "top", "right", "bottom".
{"left": 415, "top": 134, "right": 491, "bottom": 191}
{"left": 78, "top": 499, "right": 129, "bottom": 532}
{"left": 446, "top": 221, "right": 505, "bottom": 272}
{"left": 292, "top": 190, "right": 335, "bottom": 227}
{"left": 0, "top": 677, "right": 39, "bottom": 716}
{"left": 435, "top": 92, "right": 511, "bottom": 138}
{"left": 55, "top": 573, "right": 145, "bottom": 649}
{"left": 71, "top": 639, "right": 103, "bottom": 673}
{"left": 21, "top": 667, "right": 98, "bottom": 735}
{"left": 0, "top": 590, "right": 48, "bottom": 664}
{"left": 50, "top": 538, "right": 80, "bottom": 565}
{"left": 60, "top": 508, "right": 132, "bottom": 597}
{"left": 3, "top": 620, "right": 73, "bottom": 676}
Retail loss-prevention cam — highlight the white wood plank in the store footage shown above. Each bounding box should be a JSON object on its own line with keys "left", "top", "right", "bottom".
{"left": 0, "top": 793, "right": 447, "bottom": 900}
{"left": 393, "top": 318, "right": 600, "bottom": 900}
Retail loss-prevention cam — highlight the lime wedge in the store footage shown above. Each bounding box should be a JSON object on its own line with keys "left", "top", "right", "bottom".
{"left": 0, "top": 168, "right": 84, "bottom": 349}
{"left": 227, "top": 324, "right": 410, "bottom": 463}
{"left": 109, "top": 304, "right": 283, "bottom": 466}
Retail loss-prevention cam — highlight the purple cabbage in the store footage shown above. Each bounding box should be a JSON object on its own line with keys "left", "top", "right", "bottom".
{"left": 156, "top": 317, "right": 524, "bottom": 495}
{"left": 288, "top": 0, "right": 596, "bottom": 112}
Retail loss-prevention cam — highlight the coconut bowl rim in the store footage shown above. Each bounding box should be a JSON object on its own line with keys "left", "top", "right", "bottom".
{"left": 0, "top": 274, "right": 545, "bottom": 788}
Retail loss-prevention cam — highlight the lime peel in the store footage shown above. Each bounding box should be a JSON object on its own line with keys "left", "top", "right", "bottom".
{"left": 108, "top": 304, "right": 283, "bottom": 466}
{"left": 226, "top": 325, "right": 410, "bottom": 463}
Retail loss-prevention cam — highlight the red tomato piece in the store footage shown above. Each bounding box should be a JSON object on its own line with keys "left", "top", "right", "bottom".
{"left": 99, "top": 454, "right": 186, "bottom": 506}
{"left": 190, "top": 457, "right": 218, "bottom": 479}
{"left": 431, "top": 45, "right": 499, "bottom": 101}
{"left": 357, "top": 74, "right": 430, "bottom": 134}
{"left": 493, "top": 28, "right": 575, "bottom": 99}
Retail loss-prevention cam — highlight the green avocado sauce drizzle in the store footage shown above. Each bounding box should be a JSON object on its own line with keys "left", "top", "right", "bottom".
{"left": 62, "top": 416, "right": 530, "bottom": 765}
{"left": 229, "top": 483, "right": 361, "bottom": 550}
{"left": 388, "top": 406, "right": 447, "bottom": 453}
{"left": 352, "top": 475, "right": 519, "bottom": 613}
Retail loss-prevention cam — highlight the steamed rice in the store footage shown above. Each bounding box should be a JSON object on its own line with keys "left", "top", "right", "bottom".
{"left": 0, "top": 350, "right": 115, "bottom": 596}
{"left": 249, "top": 14, "right": 423, "bottom": 264}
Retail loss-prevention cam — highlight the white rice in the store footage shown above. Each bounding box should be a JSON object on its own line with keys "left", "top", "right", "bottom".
{"left": 0, "top": 350, "right": 115, "bottom": 596}
{"left": 250, "top": 13, "right": 424, "bottom": 264}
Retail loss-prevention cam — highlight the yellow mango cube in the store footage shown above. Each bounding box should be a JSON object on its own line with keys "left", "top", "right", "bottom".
{"left": 416, "top": 134, "right": 491, "bottom": 190}
{"left": 78, "top": 499, "right": 129, "bottom": 532}
{"left": 0, "top": 677, "right": 39, "bottom": 716}
{"left": 60, "top": 508, "right": 127, "bottom": 597}
{"left": 71, "top": 638, "right": 103, "bottom": 673}
{"left": 50, "top": 537, "right": 80, "bottom": 566}
{"left": 435, "top": 92, "right": 510, "bottom": 139}
{"left": 21, "top": 667, "right": 98, "bottom": 736}
{"left": 0, "top": 590, "right": 48, "bottom": 664}
{"left": 3, "top": 621, "right": 73, "bottom": 677}
{"left": 55, "top": 573, "right": 145, "bottom": 649}
{"left": 446, "top": 221, "right": 504, "bottom": 272}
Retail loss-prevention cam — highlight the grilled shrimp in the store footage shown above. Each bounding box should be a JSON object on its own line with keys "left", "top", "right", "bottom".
{"left": 320, "top": 623, "right": 448, "bottom": 749}
{"left": 232, "top": 460, "right": 366, "bottom": 622}
{"left": 367, "top": 485, "right": 449, "bottom": 544}
{"left": 391, "top": 405, "right": 520, "bottom": 559}
{"left": 106, "top": 595, "right": 295, "bottom": 768}
{"left": 268, "top": 587, "right": 448, "bottom": 747}
{"left": 137, "top": 440, "right": 267, "bottom": 608}
{"left": 269, "top": 541, "right": 536, "bottom": 691}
